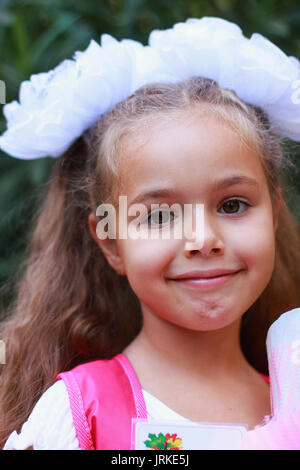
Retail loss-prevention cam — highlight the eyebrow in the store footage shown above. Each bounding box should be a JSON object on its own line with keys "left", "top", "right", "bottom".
{"left": 129, "top": 175, "right": 260, "bottom": 205}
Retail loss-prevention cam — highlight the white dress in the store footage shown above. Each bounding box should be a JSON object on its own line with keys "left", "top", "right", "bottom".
{"left": 3, "top": 381, "right": 192, "bottom": 450}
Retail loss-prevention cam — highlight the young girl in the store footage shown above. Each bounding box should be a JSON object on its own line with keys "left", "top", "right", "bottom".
{"left": 0, "top": 17, "right": 299, "bottom": 450}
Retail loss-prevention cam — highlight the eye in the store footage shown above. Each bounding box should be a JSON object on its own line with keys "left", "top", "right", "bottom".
{"left": 146, "top": 209, "right": 175, "bottom": 227}
{"left": 219, "top": 198, "right": 251, "bottom": 215}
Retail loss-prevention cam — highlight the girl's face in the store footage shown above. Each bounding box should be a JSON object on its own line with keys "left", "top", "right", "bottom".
{"left": 96, "top": 110, "right": 281, "bottom": 332}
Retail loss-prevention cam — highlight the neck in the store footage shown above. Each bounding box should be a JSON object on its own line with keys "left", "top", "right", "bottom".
{"left": 124, "top": 303, "right": 250, "bottom": 383}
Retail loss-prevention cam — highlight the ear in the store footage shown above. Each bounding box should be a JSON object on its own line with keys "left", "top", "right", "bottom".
{"left": 88, "top": 212, "right": 126, "bottom": 275}
{"left": 273, "top": 187, "right": 282, "bottom": 232}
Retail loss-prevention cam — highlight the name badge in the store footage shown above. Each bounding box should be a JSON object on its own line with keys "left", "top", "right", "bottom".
{"left": 131, "top": 419, "right": 248, "bottom": 450}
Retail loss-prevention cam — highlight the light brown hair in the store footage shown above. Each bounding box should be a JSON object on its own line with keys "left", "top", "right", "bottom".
{"left": 0, "top": 76, "right": 299, "bottom": 448}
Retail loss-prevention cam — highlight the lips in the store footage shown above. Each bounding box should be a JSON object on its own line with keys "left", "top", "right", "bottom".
{"left": 170, "top": 269, "right": 241, "bottom": 280}
{"left": 168, "top": 269, "right": 242, "bottom": 291}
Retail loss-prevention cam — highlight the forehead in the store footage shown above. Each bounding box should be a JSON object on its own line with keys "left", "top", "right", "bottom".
{"left": 117, "top": 110, "right": 265, "bottom": 198}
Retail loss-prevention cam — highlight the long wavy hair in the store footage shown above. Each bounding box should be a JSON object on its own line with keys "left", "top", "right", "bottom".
{"left": 0, "top": 76, "right": 299, "bottom": 448}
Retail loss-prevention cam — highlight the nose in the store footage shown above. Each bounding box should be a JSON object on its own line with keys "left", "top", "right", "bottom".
{"left": 183, "top": 207, "right": 224, "bottom": 258}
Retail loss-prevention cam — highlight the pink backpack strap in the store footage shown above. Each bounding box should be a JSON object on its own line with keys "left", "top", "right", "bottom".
{"left": 259, "top": 373, "right": 270, "bottom": 384}
{"left": 56, "top": 353, "right": 147, "bottom": 450}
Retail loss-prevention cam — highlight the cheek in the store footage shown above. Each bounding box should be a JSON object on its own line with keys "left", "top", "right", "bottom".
{"left": 119, "top": 237, "right": 177, "bottom": 281}
{"left": 230, "top": 209, "right": 276, "bottom": 280}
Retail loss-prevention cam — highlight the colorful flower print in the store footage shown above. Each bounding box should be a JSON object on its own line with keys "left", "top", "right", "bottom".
{"left": 144, "top": 432, "right": 183, "bottom": 450}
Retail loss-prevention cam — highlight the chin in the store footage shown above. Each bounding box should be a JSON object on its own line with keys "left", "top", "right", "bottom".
{"left": 188, "top": 307, "right": 241, "bottom": 331}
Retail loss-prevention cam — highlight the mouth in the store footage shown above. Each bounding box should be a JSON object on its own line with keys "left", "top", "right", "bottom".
{"left": 168, "top": 269, "right": 242, "bottom": 291}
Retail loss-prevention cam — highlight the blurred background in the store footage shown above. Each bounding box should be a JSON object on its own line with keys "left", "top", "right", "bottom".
{"left": 0, "top": 0, "right": 299, "bottom": 313}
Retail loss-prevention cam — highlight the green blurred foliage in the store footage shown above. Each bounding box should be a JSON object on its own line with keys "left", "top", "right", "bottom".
{"left": 0, "top": 0, "right": 299, "bottom": 303}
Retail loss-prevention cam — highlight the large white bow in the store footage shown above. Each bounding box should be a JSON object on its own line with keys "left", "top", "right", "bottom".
{"left": 0, "top": 17, "right": 299, "bottom": 159}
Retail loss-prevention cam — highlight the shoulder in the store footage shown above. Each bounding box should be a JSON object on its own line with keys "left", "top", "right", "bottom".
{"left": 58, "top": 355, "right": 127, "bottom": 392}
{"left": 3, "top": 380, "right": 80, "bottom": 450}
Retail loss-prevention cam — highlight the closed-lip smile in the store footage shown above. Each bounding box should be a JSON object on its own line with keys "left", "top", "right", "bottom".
{"left": 168, "top": 269, "right": 242, "bottom": 290}
{"left": 169, "top": 269, "right": 242, "bottom": 280}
